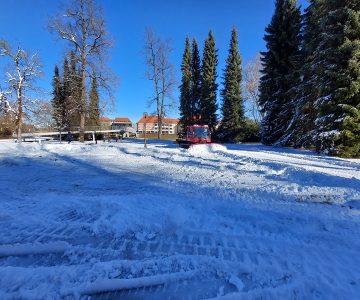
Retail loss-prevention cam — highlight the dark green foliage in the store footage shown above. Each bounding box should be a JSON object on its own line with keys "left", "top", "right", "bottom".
{"left": 179, "top": 37, "right": 192, "bottom": 136}
{"left": 68, "top": 51, "right": 82, "bottom": 129}
{"left": 51, "top": 65, "right": 65, "bottom": 130}
{"left": 88, "top": 76, "right": 100, "bottom": 127}
{"left": 313, "top": 0, "right": 360, "bottom": 157}
{"left": 259, "top": 0, "right": 302, "bottom": 145}
{"left": 218, "top": 28, "right": 245, "bottom": 143}
{"left": 199, "top": 30, "right": 218, "bottom": 133}
{"left": 285, "top": 0, "right": 325, "bottom": 148}
{"left": 242, "top": 119, "right": 261, "bottom": 143}
{"left": 190, "top": 38, "right": 202, "bottom": 124}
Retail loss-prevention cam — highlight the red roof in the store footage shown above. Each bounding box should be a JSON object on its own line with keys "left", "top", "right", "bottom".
{"left": 114, "top": 117, "right": 132, "bottom": 123}
{"left": 99, "top": 117, "right": 112, "bottom": 122}
{"left": 137, "top": 116, "right": 179, "bottom": 124}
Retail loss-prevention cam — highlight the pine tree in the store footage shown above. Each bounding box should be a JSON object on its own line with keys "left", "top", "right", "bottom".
{"left": 179, "top": 37, "right": 192, "bottom": 136}
{"left": 200, "top": 30, "right": 218, "bottom": 133}
{"left": 218, "top": 28, "right": 245, "bottom": 142}
{"left": 51, "top": 65, "right": 65, "bottom": 130}
{"left": 190, "top": 38, "right": 202, "bottom": 124}
{"left": 313, "top": 0, "right": 360, "bottom": 157}
{"left": 259, "top": 0, "right": 302, "bottom": 145}
{"left": 88, "top": 76, "right": 100, "bottom": 128}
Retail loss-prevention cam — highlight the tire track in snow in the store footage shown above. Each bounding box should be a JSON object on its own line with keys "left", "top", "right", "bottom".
{"left": 1, "top": 221, "right": 359, "bottom": 299}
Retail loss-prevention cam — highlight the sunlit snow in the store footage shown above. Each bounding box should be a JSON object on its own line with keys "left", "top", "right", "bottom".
{"left": 0, "top": 140, "right": 359, "bottom": 299}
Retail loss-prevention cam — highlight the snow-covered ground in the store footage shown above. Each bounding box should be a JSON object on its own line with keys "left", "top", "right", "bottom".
{"left": 0, "top": 139, "right": 359, "bottom": 299}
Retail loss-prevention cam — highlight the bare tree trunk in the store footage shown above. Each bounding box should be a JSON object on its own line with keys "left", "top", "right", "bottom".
{"left": 16, "top": 98, "right": 22, "bottom": 143}
{"left": 157, "top": 115, "right": 162, "bottom": 139}
{"left": 80, "top": 58, "right": 86, "bottom": 142}
{"left": 79, "top": 5, "right": 86, "bottom": 143}
{"left": 16, "top": 84, "right": 23, "bottom": 143}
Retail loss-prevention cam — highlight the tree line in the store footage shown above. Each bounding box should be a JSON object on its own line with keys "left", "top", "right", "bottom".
{"left": 179, "top": 29, "right": 259, "bottom": 143}
{"left": 0, "top": 0, "right": 112, "bottom": 143}
{"left": 51, "top": 51, "right": 100, "bottom": 133}
{"left": 1, "top": 0, "right": 358, "bottom": 157}
{"left": 259, "top": 0, "right": 360, "bottom": 158}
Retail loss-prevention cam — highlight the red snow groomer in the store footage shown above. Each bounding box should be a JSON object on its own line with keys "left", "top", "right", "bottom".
{"left": 177, "top": 125, "right": 212, "bottom": 149}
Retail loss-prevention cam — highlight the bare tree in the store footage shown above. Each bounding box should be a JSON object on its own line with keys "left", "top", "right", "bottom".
{"left": 50, "top": 0, "right": 113, "bottom": 142}
{"left": 144, "top": 28, "right": 176, "bottom": 139}
{"left": 243, "top": 53, "right": 263, "bottom": 123}
{"left": 0, "top": 40, "right": 42, "bottom": 143}
{"left": 0, "top": 89, "right": 15, "bottom": 138}
{"left": 0, "top": 89, "right": 13, "bottom": 114}
{"left": 32, "top": 100, "right": 54, "bottom": 130}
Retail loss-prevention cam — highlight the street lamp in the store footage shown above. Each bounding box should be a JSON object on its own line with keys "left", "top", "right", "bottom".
{"left": 143, "top": 112, "right": 148, "bottom": 148}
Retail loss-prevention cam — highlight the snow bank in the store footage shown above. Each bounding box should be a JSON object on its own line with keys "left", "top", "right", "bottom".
{"left": 187, "top": 143, "right": 227, "bottom": 156}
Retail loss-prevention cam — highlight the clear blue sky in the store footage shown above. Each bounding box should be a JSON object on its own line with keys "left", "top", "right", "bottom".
{"left": 0, "top": 0, "right": 308, "bottom": 123}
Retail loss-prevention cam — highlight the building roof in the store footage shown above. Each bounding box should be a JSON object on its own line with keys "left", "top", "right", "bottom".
{"left": 137, "top": 116, "right": 179, "bottom": 124}
{"left": 99, "top": 117, "right": 112, "bottom": 122}
{"left": 113, "top": 117, "right": 132, "bottom": 123}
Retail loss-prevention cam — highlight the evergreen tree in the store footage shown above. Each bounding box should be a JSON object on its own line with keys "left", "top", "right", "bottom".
{"left": 88, "top": 76, "right": 100, "bottom": 127}
{"left": 259, "top": 0, "right": 302, "bottom": 145}
{"left": 313, "top": 0, "right": 360, "bottom": 157}
{"left": 62, "top": 57, "right": 71, "bottom": 130}
{"left": 218, "top": 28, "right": 245, "bottom": 142}
{"left": 69, "top": 51, "right": 82, "bottom": 129}
{"left": 179, "top": 37, "right": 192, "bottom": 136}
{"left": 190, "top": 38, "right": 202, "bottom": 124}
{"left": 285, "top": 0, "right": 325, "bottom": 147}
{"left": 62, "top": 56, "right": 72, "bottom": 130}
{"left": 51, "top": 65, "right": 65, "bottom": 130}
{"left": 200, "top": 30, "right": 218, "bottom": 133}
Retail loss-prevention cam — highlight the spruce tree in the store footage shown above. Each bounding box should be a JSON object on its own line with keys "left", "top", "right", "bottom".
{"left": 88, "top": 76, "right": 100, "bottom": 128}
{"left": 51, "top": 65, "right": 65, "bottom": 130}
{"left": 313, "top": 0, "right": 360, "bottom": 157}
{"left": 218, "top": 28, "right": 245, "bottom": 142}
{"left": 200, "top": 30, "right": 218, "bottom": 133}
{"left": 190, "top": 38, "right": 202, "bottom": 124}
{"left": 285, "top": 0, "right": 325, "bottom": 147}
{"left": 179, "top": 37, "right": 192, "bottom": 136}
{"left": 259, "top": 0, "right": 302, "bottom": 145}
{"left": 69, "top": 51, "right": 82, "bottom": 129}
{"left": 62, "top": 57, "right": 71, "bottom": 130}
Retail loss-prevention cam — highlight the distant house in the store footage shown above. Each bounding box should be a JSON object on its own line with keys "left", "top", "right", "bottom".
{"left": 137, "top": 116, "right": 179, "bottom": 135}
{"left": 111, "top": 117, "right": 133, "bottom": 131}
{"left": 99, "top": 117, "right": 113, "bottom": 129}
{"left": 99, "top": 117, "right": 133, "bottom": 131}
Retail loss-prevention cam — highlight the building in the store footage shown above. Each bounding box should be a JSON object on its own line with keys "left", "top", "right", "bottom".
{"left": 99, "top": 117, "right": 113, "bottom": 130}
{"left": 111, "top": 117, "right": 133, "bottom": 131}
{"left": 137, "top": 116, "right": 179, "bottom": 135}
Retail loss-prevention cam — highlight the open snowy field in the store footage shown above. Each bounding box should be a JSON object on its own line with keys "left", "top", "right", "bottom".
{"left": 0, "top": 139, "right": 359, "bottom": 299}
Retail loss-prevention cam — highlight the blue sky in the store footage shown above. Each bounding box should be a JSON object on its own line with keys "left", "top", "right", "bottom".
{"left": 0, "top": 0, "right": 308, "bottom": 123}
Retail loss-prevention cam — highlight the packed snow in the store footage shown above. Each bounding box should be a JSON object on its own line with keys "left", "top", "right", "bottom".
{"left": 0, "top": 139, "right": 359, "bottom": 299}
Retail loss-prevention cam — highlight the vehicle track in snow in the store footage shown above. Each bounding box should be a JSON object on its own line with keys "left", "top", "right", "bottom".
{"left": 1, "top": 210, "right": 359, "bottom": 299}
{"left": 0, "top": 142, "right": 359, "bottom": 299}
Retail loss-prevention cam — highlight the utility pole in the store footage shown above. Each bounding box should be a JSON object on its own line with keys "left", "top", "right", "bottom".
{"left": 143, "top": 112, "right": 148, "bottom": 148}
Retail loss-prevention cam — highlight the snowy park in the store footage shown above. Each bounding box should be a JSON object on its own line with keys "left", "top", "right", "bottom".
{"left": 0, "top": 139, "right": 359, "bottom": 299}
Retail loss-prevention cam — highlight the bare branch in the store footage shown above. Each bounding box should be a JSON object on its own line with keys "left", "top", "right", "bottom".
{"left": 0, "top": 41, "right": 42, "bottom": 142}
{"left": 243, "top": 53, "right": 263, "bottom": 123}
{"left": 49, "top": 0, "right": 115, "bottom": 142}
{"left": 144, "top": 28, "right": 177, "bottom": 138}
